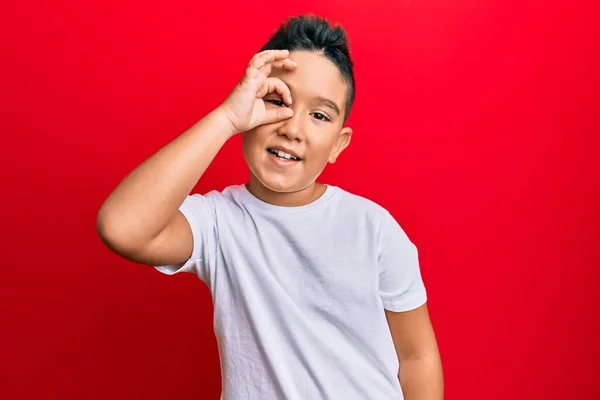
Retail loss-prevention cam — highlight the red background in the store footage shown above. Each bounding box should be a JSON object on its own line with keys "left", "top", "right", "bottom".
{"left": 1, "top": 1, "right": 598, "bottom": 399}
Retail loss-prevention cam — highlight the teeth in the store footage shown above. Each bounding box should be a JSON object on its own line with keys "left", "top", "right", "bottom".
{"left": 271, "top": 149, "right": 298, "bottom": 160}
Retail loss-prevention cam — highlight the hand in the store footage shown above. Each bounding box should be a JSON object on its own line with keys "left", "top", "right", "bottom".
{"left": 218, "top": 49, "right": 297, "bottom": 136}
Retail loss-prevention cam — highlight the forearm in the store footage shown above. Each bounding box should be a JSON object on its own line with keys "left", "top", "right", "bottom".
{"left": 97, "top": 108, "right": 234, "bottom": 247}
{"left": 399, "top": 353, "right": 444, "bottom": 400}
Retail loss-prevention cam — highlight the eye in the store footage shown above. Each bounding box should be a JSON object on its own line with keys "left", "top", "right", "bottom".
{"left": 265, "top": 99, "right": 286, "bottom": 107}
{"left": 311, "top": 112, "right": 331, "bottom": 122}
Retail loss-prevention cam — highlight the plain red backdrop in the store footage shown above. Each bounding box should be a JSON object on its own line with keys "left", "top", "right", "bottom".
{"left": 1, "top": 1, "right": 598, "bottom": 399}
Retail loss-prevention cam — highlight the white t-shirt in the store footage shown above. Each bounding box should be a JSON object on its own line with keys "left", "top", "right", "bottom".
{"left": 155, "top": 184, "right": 427, "bottom": 400}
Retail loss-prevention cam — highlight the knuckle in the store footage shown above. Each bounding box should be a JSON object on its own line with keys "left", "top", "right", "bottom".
{"left": 245, "top": 67, "right": 258, "bottom": 78}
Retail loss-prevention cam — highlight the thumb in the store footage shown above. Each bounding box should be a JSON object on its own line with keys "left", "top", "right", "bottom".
{"left": 262, "top": 107, "right": 293, "bottom": 125}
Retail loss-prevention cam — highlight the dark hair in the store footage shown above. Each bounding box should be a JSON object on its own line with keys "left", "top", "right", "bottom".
{"left": 259, "top": 15, "right": 356, "bottom": 122}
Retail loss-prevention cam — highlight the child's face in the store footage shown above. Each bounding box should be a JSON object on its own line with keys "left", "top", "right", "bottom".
{"left": 242, "top": 50, "right": 352, "bottom": 195}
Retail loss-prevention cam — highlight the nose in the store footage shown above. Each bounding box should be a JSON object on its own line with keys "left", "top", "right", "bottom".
{"left": 277, "top": 109, "right": 303, "bottom": 142}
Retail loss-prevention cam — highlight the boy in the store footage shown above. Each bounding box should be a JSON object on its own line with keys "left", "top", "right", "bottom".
{"left": 97, "top": 15, "right": 443, "bottom": 400}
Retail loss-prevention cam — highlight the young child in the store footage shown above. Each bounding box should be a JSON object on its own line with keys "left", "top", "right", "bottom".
{"left": 98, "top": 15, "right": 443, "bottom": 400}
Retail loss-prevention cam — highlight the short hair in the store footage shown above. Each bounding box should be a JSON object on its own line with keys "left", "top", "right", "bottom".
{"left": 259, "top": 15, "right": 356, "bottom": 122}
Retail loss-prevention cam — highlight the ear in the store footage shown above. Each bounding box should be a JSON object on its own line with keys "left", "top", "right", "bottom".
{"left": 328, "top": 126, "right": 353, "bottom": 164}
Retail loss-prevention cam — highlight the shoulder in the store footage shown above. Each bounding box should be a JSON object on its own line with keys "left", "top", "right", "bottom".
{"left": 188, "top": 184, "right": 245, "bottom": 205}
{"left": 180, "top": 185, "right": 247, "bottom": 221}
{"left": 331, "top": 185, "right": 394, "bottom": 221}
{"left": 331, "top": 186, "right": 412, "bottom": 242}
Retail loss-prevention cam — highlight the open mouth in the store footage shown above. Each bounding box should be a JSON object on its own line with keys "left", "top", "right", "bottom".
{"left": 267, "top": 148, "right": 301, "bottom": 161}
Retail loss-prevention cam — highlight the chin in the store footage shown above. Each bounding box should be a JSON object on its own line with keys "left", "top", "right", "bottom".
{"left": 244, "top": 147, "right": 325, "bottom": 196}
{"left": 255, "top": 171, "right": 311, "bottom": 194}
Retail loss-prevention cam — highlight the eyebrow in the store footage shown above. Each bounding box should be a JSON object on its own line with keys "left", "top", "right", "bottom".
{"left": 316, "top": 96, "right": 342, "bottom": 117}
{"left": 284, "top": 81, "right": 342, "bottom": 117}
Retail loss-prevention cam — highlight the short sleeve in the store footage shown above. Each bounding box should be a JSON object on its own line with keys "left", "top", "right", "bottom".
{"left": 154, "top": 193, "right": 218, "bottom": 282}
{"left": 378, "top": 212, "right": 427, "bottom": 312}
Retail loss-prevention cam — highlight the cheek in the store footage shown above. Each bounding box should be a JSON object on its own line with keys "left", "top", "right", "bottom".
{"left": 242, "top": 129, "right": 266, "bottom": 155}
{"left": 307, "top": 136, "right": 338, "bottom": 160}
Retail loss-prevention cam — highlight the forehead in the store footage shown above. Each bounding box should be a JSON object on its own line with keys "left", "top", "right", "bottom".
{"left": 271, "top": 51, "right": 347, "bottom": 111}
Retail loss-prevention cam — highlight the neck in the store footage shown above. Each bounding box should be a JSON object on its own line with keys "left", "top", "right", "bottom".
{"left": 246, "top": 175, "right": 327, "bottom": 207}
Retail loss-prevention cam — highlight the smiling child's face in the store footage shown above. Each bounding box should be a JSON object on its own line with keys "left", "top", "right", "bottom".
{"left": 242, "top": 50, "right": 353, "bottom": 203}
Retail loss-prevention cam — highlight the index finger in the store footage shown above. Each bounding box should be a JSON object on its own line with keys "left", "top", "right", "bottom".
{"left": 248, "top": 49, "right": 291, "bottom": 71}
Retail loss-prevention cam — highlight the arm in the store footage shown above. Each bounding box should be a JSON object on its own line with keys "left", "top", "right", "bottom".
{"left": 96, "top": 49, "right": 296, "bottom": 266}
{"left": 386, "top": 303, "right": 444, "bottom": 400}
{"left": 96, "top": 110, "right": 233, "bottom": 266}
